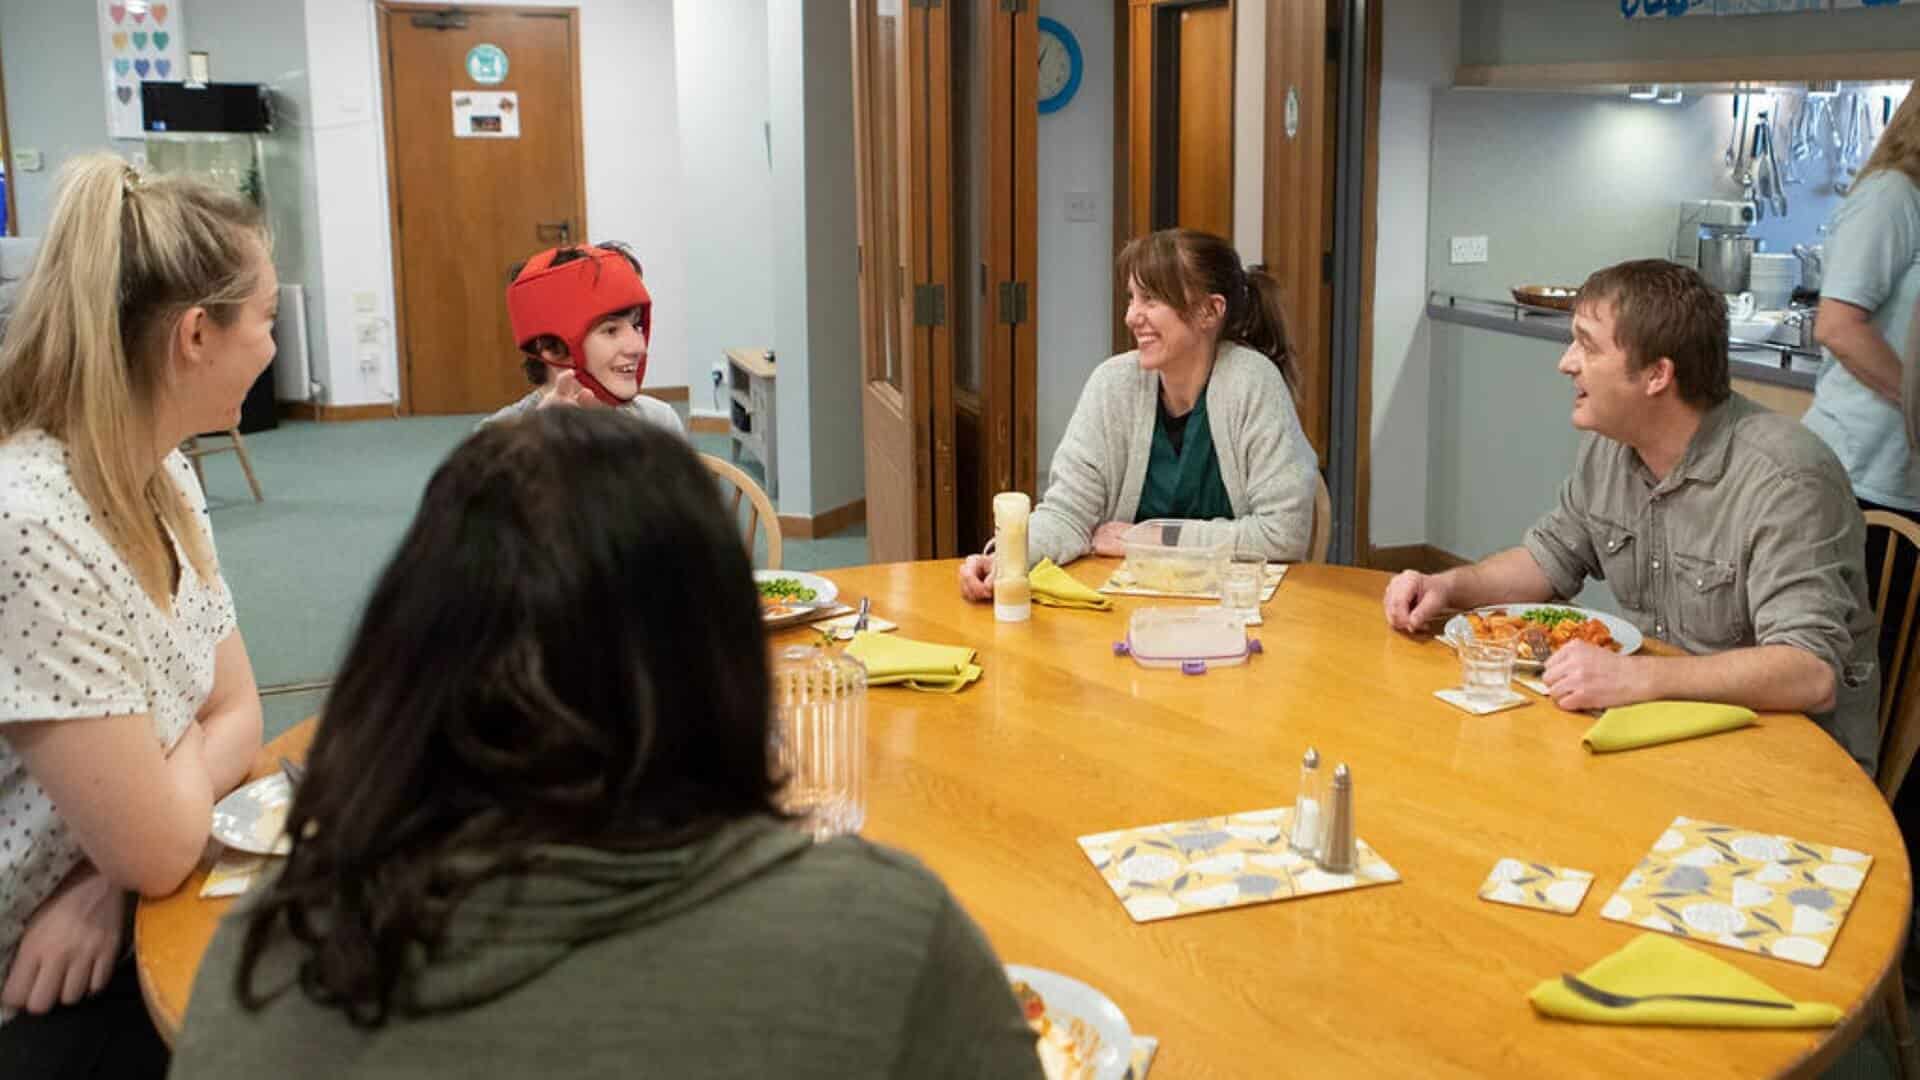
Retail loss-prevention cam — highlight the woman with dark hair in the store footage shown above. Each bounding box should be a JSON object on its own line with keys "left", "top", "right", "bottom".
{"left": 959, "top": 227, "right": 1317, "bottom": 599}
{"left": 483, "top": 240, "right": 685, "bottom": 437}
{"left": 172, "top": 410, "right": 1042, "bottom": 1078}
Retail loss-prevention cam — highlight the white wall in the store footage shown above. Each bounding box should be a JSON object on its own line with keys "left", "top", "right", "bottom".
{"left": 675, "top": 0, "right": 774, "bottom": 418}
{"left": 1232, "top": 0, "right": 1265, "bottom": 262}
{"left": 0, "top": 0, "right": 140, "bottom": 234}
{"left": 300, "top": 0, "right": 685, "bottom": 408}
{"left": 769, "top": 0, "right": 862, "bottom": 517}
{"left": 1035, "top": 0, "right": 1115, "bottom": 482}
{"left": 1369, "top": 0, "right": 1459, "bottom": 549}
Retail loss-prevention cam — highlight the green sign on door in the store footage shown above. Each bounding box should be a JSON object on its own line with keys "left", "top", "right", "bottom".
{"left": 466, "top": 43, "right": 509, "bottom": 85}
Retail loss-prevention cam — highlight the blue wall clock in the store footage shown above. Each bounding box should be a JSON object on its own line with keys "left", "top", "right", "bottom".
{"left": 1037, "top": 17, "right": 1082, "bottom": 115}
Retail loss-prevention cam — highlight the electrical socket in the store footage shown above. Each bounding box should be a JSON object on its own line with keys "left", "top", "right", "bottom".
{"left": 355, "top": 319, "right": 383, "bottom": 346}
{"left": 358, "top": 350, "right": 380, "bottom": 377}
{"left": 1065, "top": 189, "right": 1097, "bottom": 223}
{"left": 352, "top": 291, "right": 379, "bottom": 315}
{"left": 1449, "top": 235, "right": 1489, "bottom": 265}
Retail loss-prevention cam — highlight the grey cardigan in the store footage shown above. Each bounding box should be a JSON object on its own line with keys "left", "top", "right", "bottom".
{"left": 1028, "top": 342, "right": 1317, "bottom": 567}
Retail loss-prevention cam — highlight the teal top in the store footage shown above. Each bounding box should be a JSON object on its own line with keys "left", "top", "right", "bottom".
{"left": 1135, "top": 391, "right": 1234, "bottom": 522}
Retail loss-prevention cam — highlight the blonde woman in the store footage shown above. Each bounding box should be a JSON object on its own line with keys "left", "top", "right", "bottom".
{"left": 0, "top": 156, "right": 267, "bottom": 1075}
{"left": 958, "top": 228, "right": 1317, "bottom": 600}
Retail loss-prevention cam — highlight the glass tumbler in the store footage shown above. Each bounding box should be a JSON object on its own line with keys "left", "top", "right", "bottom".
{"left": 771, "top": 645, "right": 868, "bottom": 840}
{"left": 1460, "top": 642, "right": 1517, "bottom": 706}
{"left": 1221, "top": 559, "right": 1264, "bottom": 624}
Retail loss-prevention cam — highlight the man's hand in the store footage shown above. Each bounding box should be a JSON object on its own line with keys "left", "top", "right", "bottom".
{"left": 537, "top": 370, "right": 603, "bottom": 410}
{"left": 1091, "top": 522, "right": 1131, "bottom": 558}
{"left": 1383, "top": 570, "right": 1455, "bottom": 633}
{"left": 1, "top": 864, "right": 125, "bottom": 1015}
{"left": 1542, "top": 640, "right": 1652, "bottom": 712}
{"left": 958, "top": 554, "right": 994, "bottom": 603}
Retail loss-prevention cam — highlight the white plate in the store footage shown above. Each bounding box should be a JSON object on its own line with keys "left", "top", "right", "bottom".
{"left": 1006, "top": 964, "right": 1132, "bottom": 1080}
{"left": 211, "top": 773, "right": 293, "bottom": 856}
{"left": 1443, "top": 604, "right": 1644, "bottom": 671}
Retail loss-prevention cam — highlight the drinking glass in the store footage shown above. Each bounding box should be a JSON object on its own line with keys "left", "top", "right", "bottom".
{"left": 1460, "top": 642, "right": 1517, "bottom": 706}
{"left": 771, "top": 645, "right": 867, "bottom": 840}
{"left": 1222, "top": 559, "right": 1264, "bottom": 623}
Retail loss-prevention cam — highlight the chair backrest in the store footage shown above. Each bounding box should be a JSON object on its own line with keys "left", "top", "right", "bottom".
{"left": 1308, "top": 470, "right": 1332, "bottom": 563}
{"left": 703, "top": 453, "right": 783, "bottom": 570}
{"left": 1865, "top": 510, "right": 1920, "bottom": 801}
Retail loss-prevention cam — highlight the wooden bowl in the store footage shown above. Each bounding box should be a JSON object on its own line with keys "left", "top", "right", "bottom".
{"left": 1511, "top": 285, "right": 1579, "bottom": 313}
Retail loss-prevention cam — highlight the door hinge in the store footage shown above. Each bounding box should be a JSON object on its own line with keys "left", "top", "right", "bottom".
{"left": 411, "top": 11, "right": 469, "bottom": 30}
{"left": 914, "top": 283, "right": 947, "bottom": 327}
{"left": 910, "top": 0, "right": 944, "bottom": 8}
{"left": 1321, "top": 252, "right": 1333, "bottom": 284}
{"left": 1000, "top": 0, "right": 1029, "bottom": 12}
{"left": 998, "top": 281, "right": 1030, "bottom": 325}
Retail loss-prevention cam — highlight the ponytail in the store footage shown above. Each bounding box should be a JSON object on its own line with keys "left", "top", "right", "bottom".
{"left": 0, "top": 154, "right": 266, "bottom": 605}
{"left": 1231, "top": 266, "right": 1300, "bottom": 396}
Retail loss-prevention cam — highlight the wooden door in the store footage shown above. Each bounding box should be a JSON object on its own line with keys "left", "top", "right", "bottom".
{"left": 1119, "top": 0, "right": 1234, "bottom": 349}
{"left": 1263, "top": 0, "right": 1337, "bottom": 461}
{"left": 378, "top": 4, "right": 588, "bottom": 416}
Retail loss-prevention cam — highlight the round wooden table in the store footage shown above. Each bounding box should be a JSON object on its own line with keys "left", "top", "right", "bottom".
{"left": 137, "top": 562, "right": 1910, "bottom": 1076}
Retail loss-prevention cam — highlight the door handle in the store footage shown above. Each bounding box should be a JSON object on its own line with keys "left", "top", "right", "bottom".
{"left": 535, "top": 221, "right": 573, "bottom": 244}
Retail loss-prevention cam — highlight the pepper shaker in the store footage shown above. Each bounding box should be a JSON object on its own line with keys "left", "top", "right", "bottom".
{"left": 1288, "top": 748, "right": 1322, "bottom": 854}
{"left": 1316, "top": 763, "right": 1357, "bottom": 874}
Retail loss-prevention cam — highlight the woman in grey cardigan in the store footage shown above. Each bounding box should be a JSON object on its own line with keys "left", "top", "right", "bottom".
{"left": 960, "top": 228, "right": 1318, "bottom": 599}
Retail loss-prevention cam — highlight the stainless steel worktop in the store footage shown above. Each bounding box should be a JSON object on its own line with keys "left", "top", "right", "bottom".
{"left": 1425, "top": 292, "right": 1818, "bottom": 391}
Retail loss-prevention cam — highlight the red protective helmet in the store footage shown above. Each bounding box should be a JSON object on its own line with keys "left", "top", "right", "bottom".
{"left": 506, "top": 245, "right": 653, "bottom": 405}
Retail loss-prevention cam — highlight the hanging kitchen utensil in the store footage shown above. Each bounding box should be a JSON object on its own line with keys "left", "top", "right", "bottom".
{"left": 1762, "top": 112, "right": 1788, "bottom": 218}
{"left": 1725, "top": 93, "right": 1742, "bottom": 172}
{"left": 1779, "top": 97, "right": 1801, "bottom": 185}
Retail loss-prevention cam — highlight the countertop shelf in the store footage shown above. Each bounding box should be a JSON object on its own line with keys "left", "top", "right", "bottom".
{"left": 1426, "top": 292, "right": 1818, "bottom": 391}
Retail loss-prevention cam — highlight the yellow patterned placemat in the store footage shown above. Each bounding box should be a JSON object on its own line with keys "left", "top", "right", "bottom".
{"left": 1078, "top": 806, "right": 1399, "bottom": 923}
{"left": 1479, "top": 858, "right": 1593, "bottom": 915}
{"left": 1598, "top": 815, "right": 1873, "bottom": 968}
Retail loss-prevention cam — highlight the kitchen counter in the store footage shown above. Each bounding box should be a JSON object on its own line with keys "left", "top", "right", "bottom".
{"left": 1426, "top": 293, "right": 1818, "bottom": 391}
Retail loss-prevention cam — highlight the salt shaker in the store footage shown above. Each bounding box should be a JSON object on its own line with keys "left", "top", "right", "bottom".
{"left": 1288, "top": 747, "right": 1322, "bottom": 854}
{"left": 1316, "top": 763, "right": 1357, "bottom": 874}
{"left": 993, "top": 492, "right": 1032, "bottom": 623}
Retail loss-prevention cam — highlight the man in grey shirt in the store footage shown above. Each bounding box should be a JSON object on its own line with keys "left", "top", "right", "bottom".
{"left": 1384, "top": 259, "right": 1880, "bottom": 773}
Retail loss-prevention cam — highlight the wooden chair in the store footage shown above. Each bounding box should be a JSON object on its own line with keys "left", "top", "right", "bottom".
{"left": 181, "top": 429, "right": 263, "bottom": 503}
{"left": 1308, "top": 470, "right": 1332, "bottom": 563}
{"left": 1861, "top": 509, "right": 1920, "bottom": 1078}
{"left": 703, "top": 453, "right": 782, "bottom": 570}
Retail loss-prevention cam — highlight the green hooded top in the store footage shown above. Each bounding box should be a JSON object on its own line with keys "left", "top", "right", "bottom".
{"left": 171, "top": 817, "right": 1043, "bottom": 1079}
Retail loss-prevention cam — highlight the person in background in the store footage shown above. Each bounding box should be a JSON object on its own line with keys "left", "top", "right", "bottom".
{"left": 958, "top": 227, "right": 1318, "bottom": 600}
{"left": 484, "top": 241, "right": 685, "bottom": 438}
{"left": 1808, "top": 91, "right": 1920, "bottom": 675}
{"left": 172, "top": 409, "right": 1042, "bottom": 1079}
{"left": 0, "top": 155, "right": 267, "bottom": 1077}
{"left": 1384, "top": 259, "right": 1879, "bottom": 773}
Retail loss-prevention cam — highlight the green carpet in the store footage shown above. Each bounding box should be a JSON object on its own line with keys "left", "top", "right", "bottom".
{"left": 192, "top": 416, "right": 869, "bottom": 739}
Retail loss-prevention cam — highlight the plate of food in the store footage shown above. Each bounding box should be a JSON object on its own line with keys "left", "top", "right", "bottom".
{"left": 1006, "top": 964, "right": 1131, "bottom": 1080}
{"left": 211, "top": 773, "right": 293, "bottom": 856}
{"left": 754, "top": 570, "right": 839, "bottom": 623}
{"left": 1444, "top": 604, "right": 1642, "bottom": 670}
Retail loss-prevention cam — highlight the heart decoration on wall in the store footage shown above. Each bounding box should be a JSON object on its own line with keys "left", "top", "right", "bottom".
{"left": 109, "top": 4, "right": 126, "bottom": 24}
{"left": 116, "top": 86, "right": 133, "bottom": 105}
{"left": 152, "top": 4, "right": 170, "bottom": 24}
{"left": 132, "top": 31, "right": 148, "bottom": 49}
{"left": 131, "top": 8, "right": 146, "bottom": 22}
{"left": 153, "top": 32, "right": 169, "bottom": 50}
{"left": 156, "top": 58, "right": 170, "bottom": 77}
{"left": 134, "top": 58, "right": 150, "bottom": 77}
{"left": 114, "top": 58, "right": 131, "bottom": 77}
{"left": 112, "top": 31, "right": 128, "bottom": 49}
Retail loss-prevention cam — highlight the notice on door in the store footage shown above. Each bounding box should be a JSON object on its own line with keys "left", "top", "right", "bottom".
{"left": 452, "top": 92, "right": 520, "bottom": 139}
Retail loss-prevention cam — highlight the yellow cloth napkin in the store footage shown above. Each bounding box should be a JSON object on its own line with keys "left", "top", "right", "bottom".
{"left": 1529, "top": 933, "right": 1840, "bottom": 1028}
{"left": 845, "top": 631, "right": 982, "bottom": 693}
{"left": 1029, "top": 559, "right": 1112, "bottom": 610}
{"left": 1582, "top": 701, "right": 1756, "bottom": 753}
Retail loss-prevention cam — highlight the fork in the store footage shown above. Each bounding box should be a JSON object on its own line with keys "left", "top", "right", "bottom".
{"left": 1558, "top": 973, "right": 1793, "bottom": 1011}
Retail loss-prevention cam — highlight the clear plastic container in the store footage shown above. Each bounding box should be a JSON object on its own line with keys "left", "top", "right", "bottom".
{"left": 1120, "top": 518, "right": 1231, "bottom": 596}
{"left": 1115, "top": 607, "right": 1260, "bottom": 673}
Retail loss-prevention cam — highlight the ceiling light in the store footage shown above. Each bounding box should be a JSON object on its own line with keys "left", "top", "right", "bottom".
{"left": 1657, "top": 89, "right": 1684, "bottom": 105}
{"left": 1628, "top": 84, "right": 1659, "bottom": 101}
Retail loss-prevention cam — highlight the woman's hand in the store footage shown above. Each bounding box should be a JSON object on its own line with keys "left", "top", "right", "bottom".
{"left": 958, "top": 554, "right": 994, "bottom": 603}
{"left": 1, "top": 863, "right": 125, "bottom": 1015}
{"left": 1091, "top": 521, "right": 1131, "bottom": 558}
{"left": 537, "top": 370, "right": 603, "bottom": 410}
